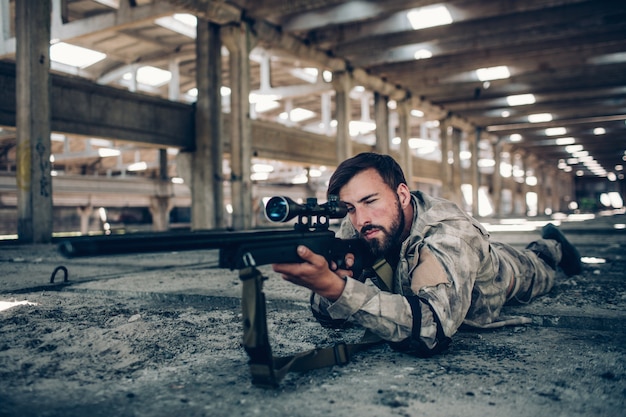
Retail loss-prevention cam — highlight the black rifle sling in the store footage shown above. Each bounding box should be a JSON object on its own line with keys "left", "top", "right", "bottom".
{"left": 239, "top": 266, "right": 383, "bottom": 388}
{"left": 371, "top": 257, "right": 394, "bottom": 292}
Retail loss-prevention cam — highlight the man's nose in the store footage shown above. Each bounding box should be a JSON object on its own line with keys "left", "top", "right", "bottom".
{"left": 353, "top": 209, "right": 371, "bottom": 229}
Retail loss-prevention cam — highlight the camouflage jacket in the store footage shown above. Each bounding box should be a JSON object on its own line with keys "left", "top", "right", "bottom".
{"left": 310, "top": 191, "right": 521, "bottom": 356}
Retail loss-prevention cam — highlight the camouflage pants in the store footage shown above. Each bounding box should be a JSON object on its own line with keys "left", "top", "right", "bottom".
{"left": 495, "top": 238, "right": 562, "bottom": 304}
{"left": 463, "top": 238, "right": 562, "bottom": 328}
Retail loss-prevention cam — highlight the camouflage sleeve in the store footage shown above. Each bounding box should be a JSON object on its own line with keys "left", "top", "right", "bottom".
{"left": 310, "top": 277, "right": 414, "bottom": 341}
{"left": 311, "top": 220, "right": 487, "bottom": 356}
{"left": 392, "top": 223, "right": 489, "bottom": 355}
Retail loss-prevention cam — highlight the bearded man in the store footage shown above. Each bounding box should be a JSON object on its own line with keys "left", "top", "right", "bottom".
{"left": 272, "top": 152, "right": 582, "bottom": 356}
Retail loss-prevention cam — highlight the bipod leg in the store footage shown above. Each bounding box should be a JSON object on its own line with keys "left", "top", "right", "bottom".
{"left": 239, "top": 266, "right": 381, "bottom": 388}
{"left": 239, "top": 266, "right": 278, "bottom": 388}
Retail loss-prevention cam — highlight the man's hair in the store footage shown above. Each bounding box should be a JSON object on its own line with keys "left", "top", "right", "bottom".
{"left": 327, "top": 152, "right": 407, "bottom": 198}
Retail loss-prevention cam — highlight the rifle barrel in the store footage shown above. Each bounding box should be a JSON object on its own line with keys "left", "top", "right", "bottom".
{"left": 58, "top": 228, "right": 334, "bottom": 259}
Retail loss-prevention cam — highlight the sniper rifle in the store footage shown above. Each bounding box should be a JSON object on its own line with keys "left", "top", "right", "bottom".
{"left": 58, "top": 195, "right": 379, "bottom": 387}
{"left": 58, "top": 195, "right": 369, "bottom": 275}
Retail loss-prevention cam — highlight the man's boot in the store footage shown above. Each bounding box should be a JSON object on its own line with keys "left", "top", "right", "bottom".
{"left": 541, "top": 223, "right": 582, "bottom": 276}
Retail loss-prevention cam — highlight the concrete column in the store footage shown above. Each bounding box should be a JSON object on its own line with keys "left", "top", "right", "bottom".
{"left": 0, "top": 0, "right": 10, "bottom": 41}
{"left": 524, "top": 153, "right": 538, "bottom": 216}
{"left": 168, "top": 57, "right": 180, "bottom": 101}
{"left": 77, "top": 205, "right": 93, "bottom": 235}
{"left": 492, "top": 139, "right": 503, "bottom": 217}
{"left": 439, "top": 119, "right": 452, "bottom": 200}
{"left": 374, "top": 92, "right": 390, "bottom": 154}
{"left": 397, "top": 100, "right": 412, "bottom": 188}
{"left": 536, "top": 163, "right": 547, "bottom": 216}
{"left": 128, "top": 64, "right": 138, "bottom": 93}
{"left": 562, "top": 172, "right": 575, "bottom": 213}
{"left": 451, "top": 127, "right": 463, "bottom": 207}
{"left": 223, "top": 23, "right": 253, "bottom": 230}
{"left": 156, "top": 148, "right": 171, "bottom": 230}
{"left": 518, "top": 153, "right": 528, "bottom": 216}
{"left": 470, "top": 128, "right": 481, "bottom": 217}
{"left": 150, "top": 196, "right": 173, "bottom": 232}
{"left": 192, "top": 19, "right": 223, "bottom": 230}
{"left": 333, "top": 71, "right": 352, "bottom": 163}
{"left": 551, "top": 167, "right": 561, "bottom": 213}
{"left": 321, "top": 92, "right": 333, "bottom": 136}
{"left": 15, "top": 0, "right": 53, "bottom": 243}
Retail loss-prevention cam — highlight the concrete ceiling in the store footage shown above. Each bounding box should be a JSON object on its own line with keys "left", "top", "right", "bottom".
{"left": 1, "top": 0, "right": 625, "bottom": 182}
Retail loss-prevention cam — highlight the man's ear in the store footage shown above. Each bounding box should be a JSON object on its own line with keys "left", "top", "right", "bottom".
{"left": 396, "top": 183, "right": 412, "bottom": 207}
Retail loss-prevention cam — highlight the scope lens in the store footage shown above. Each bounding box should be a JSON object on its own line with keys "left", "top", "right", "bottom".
{"left": 265, "top": 196, "right": 289, "bottom": 222}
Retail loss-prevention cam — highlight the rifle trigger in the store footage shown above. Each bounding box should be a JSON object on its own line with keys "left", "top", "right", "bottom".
{"left": 242, "top": 252, "right": 257, "bottom": 267}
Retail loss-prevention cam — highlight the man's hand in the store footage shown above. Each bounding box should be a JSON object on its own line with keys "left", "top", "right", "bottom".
{"left": 272, "top": 245, "right": 353, "bottom": 301}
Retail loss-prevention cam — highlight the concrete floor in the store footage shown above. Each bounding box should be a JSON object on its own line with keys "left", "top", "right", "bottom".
{"left": 0, "top": 213, "right": 625, "bottom": 417}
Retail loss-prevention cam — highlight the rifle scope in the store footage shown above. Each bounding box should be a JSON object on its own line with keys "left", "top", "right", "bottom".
{"left": 264, "top": 196, "right": 348, "bottom": 223}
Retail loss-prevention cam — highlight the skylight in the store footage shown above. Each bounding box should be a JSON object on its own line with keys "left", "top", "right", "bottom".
{"left": 254, "top": 99, "right": 281, "bottom": 113}
{"left": 506, "top": 94, "right": 535, "bottom": 106}
{"left": 98, "top": 148, "right": 121, "bottom": 157}
{"left": 565, "top": 144, "right": 584, "bottom": 153}
{"left": 123, "top": 66, "right": 172, "bottom": 87}
{"left": 555, "top": 137, "right": 576, "bottom": 145}
{"left": 173, "top": 13, "right": 197, "bottom": 27}
{"left": 545, "top": 127, "right": 566, "bottom": 136}
{"left": 476, "top": 66, "right": 510, "bottom": 81}
{"left": 280, "top": 108, "right": 316, "bottom": 123}
{"left": 50, "top": 42, "right": 106, "bottom": 68}
{"left": 414, "top": 49, "right": 433, "bottom": 60}
{"left": 127, "top": 162, "right": 148, "bottom": 171}
{"left": 408, "top": 138, "right": 437, "bottom": 154}
{"left": 528, "top": 113, "right": 552, "bottom": 123}
{"left": 291, "top": 67, "right": 319, "bottom": 83}
{"left": 349, "top": 120, "right": 376, "bottom": 136}
{"left": 154, "top": 13, "right": 197, "bottom": 38}
{"left": 407, "top": 5, "right": 453, "bottom": 30}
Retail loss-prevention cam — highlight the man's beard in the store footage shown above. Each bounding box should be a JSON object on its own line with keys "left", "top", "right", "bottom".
{"left": 359, "top": 198, "right": 405, "bottom": 259}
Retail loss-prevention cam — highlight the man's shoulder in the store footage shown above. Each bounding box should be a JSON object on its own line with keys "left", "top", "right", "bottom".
{"left": 410, "top": 190, "right": 455, "bottom": 212}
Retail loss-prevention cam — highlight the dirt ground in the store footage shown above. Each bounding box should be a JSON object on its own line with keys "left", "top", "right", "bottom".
{"left": 1, "top": 225, "right": 625, "bottom": 417}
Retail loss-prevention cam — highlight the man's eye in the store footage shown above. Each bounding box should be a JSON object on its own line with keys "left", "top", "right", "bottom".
{"left": 346, "top": 206, "right": 355, "bottom": 213}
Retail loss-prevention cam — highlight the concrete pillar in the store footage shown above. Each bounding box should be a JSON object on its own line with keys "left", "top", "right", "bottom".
{"left": 128, "top": 64, "right": 138, "bottom": 93}
{"left": 439, "top": 119, "right": 452, "bottom": 201}
{"left": 451, "top": 127, "right": 463, "bottom": 207}
{"left": 551, "top": 167, "right": 561, "bottom": 213}
{"left": 492, "top": 139, "right": 503, "bottom": 217}
{"left": 518, "top": 153, "right": 528, "bottom": 216}
{"left": 470, "top": 128, "right": 481, "bottom": 217}
{"left": 158, "top": 148, "right": 168, "bottom": 181}
{"left": 168, "top": 57, "right": 180, "bottom": 101}
{"left": 0, "top": 0, "right": 10, "bottom": 42}
{"left": 524, "top": 153, "right": 538, "bottom": 216}
{"left": 397, "top": 100, "right": 412, "bottom": 187}
{"left": 536, "top": 163, "right": 547, "bottom": 216}
{"left": 192, "top": 19, "right": 223, "bottom": 230}
{"left": 77, "top": 205, "right": 93, "bottom": 235}
{"left": 321, "top": 92, "right": 333, "bottom": 136}
{"left": 333, "top": 71, "right": 352, "bottom": 163}
{"left": 374, "top": 92, "right": 390, "bottom": 154}
{"left": 222, "top": 23, "right": 253, "bottom": 230}
{"left": 15, "top": 0, "right": 53, "bottom": 243}
{"left": 150, "top": 196, "right": 173, "bottom": 232}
